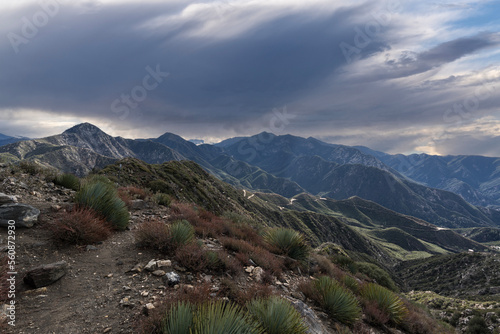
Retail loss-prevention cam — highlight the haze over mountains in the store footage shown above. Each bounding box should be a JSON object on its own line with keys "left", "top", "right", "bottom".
{"left": 1, "top": 122, "right": 499, "bottom": 230}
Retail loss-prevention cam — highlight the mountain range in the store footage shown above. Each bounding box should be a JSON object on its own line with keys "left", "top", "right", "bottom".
{"left": 0, "top": 133, "right": 29, "bottom": 147}
{"left": 1, "top": 122, "right": 499, "bottom": 230}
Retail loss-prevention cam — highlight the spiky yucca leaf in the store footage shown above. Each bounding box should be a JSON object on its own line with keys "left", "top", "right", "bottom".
{"left": 263, "top": 228, "right": 309, "bottom": 261}
{"left": 314, "top": 276, "right": 361, "bottom": 325}
{"left": 192, "top": 301, "right": 262, "bottom": 334}
{"left": 162, "top": 302, "right": 193, "bottom": 334}
{"left": 361, "top": 283, "right": 408, "bottom": 324}
{"left": 75, "top": 181, "right": 130, "bottom": 230}
{"left": 341, "top": 275, "right": 359, "bottom": 294}
{"left": 246, "top": 296, "right": 308, "bottom": 334}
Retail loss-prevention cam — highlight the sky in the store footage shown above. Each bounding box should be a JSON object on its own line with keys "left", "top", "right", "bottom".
{"left": 0, "top": 0, "right": 499, "bottom": 156}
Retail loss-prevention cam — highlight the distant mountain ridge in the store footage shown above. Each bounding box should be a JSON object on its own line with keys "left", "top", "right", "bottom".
{"left": 0, "top": 132, "right": 30, "bottom": 147}
{"left": 1, "top": 123, "right": 499, "bottom": 229}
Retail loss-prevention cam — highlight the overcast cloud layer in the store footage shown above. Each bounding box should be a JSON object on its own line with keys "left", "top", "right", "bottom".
{"left": 1, "top": 0, "right": 499, "bottom": 155}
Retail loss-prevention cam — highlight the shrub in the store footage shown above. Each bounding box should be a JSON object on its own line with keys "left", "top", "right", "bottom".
{"left": 49, "top": 208, "right": 113, "bottom": 244}
{"left": 246, "top": 296, "right": 308, "bottom": 334}
{"left": 170, "top": 220, "right": 195, "bottom": 246}
{"left": 341, "top": 275, "right": 360, "bottom": 294}
{"left": 263, "top": 228, "right": 309, "bottom": 261}
{"left": 18, "top": 160, "right": 43, "bottom": 175}
{"left": 136, "top": 220, "right": 170, "bottom": 252}
{"left": 465, "top": 315, "right": 490, "bottom": 334}
{"left": 162, "top": 301, "right": 193, "bottom": 334}
{"left": 174, "top": 243, "right": 208, "bottom": 272}
{"left": 361, "top": 283, "right": 408, "bottom": 325}
{"left": 75, "top": 181, "right": 130, "bottom": 230}
{"left": 313, "top": 276, "right": 361, "bottom": 325}
{"left": 54, "top": 173, "right": 80, "bottom": 191}
{"left": 161, "top": 301, "right": 262, "bottom": 334}
{"left": 356, "top": 262, "right": 398, "bottom": 292}
{"left": 401, "top": 300, "right": 455, "bottom": 334}
{"left": 153, "top": 193, "right": 172, "bottom": 207}
{"left": 332, "top": 255, "right": 358, "bottom": 274}
{"left": 149, "top": 180, "right": 171, "bottom": 194}
{"left": 220, "top": 280, "right": 274, "bottom": 306}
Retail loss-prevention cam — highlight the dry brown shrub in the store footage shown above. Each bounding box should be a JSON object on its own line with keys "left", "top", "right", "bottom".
{"left": 49, "top": 208, "right": 113, "bottom": 245}
{"left": 135, "top": 220, "right": 170, "bottom": 252}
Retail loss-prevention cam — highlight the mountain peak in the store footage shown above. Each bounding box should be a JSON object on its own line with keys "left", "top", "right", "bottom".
{"left": 63, "top": 123, "right": 106, "bottom": 135}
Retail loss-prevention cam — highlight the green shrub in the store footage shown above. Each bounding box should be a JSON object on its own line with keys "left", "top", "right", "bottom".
{"left": 465, "top": 315, "right": 490, "bottom": 334}
{"left": 75, "top": 181, "right": 130, "bottom": 230}
{"left": 54, "top": 173, "right": 80, "bottom": 191}
{"left": 332, "top": 255, "right": 358, "bottom": 274}
{"left": 192, "top": 301, "right": 262, "bottom": 334}
{"left": 341, "top": 275, "right": 360, "bottom": 294}
{"left": 170, "top": 220, "right": 195, "bottom": 246}
{"left": 356, "top": 262, "right": 398, "bottom": 292}
{"left": 162, "top": 301, "right": 193, "bottom": 334}
{"left": 264, "top": 228, "right": 309, "bottom": 261}
{"left": 153, "top": 193, "right": 172, "bottom": 207}
{"left": 361, "top": 283, "right": 408, "bottom": 324}
{"left": 149, "top": 180, "right": 171, "bottom": 194}
{"left": 313, "top": 276, "right": 361, "bottom": 325}
{"left": 246, "top": 296, "right": 307, "bottom": 334}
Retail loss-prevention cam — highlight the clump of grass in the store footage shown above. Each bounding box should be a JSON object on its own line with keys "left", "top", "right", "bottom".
{"left": 49, "top": 207, "right": 113, "bottom": 244}
{"left": 361, "top": 283, "right": 408, "bottom": 325}
{"left": 74, "top": 181, "right": 130, "bottom": 230}
{"left": 169, "top": 220, "right": 195, "bottom": 246}
{"left": 263, "top": 228, "right": 309, "bottom": 261}
{"left": 152, "top": 193, "right": 172, "bottom": 207}
{"left": 246, "top": 296, "right": 308, "bottom": 334}
{"left": 162, "top": 301, "right": 193, "bottom": 334}
{"left": 54, "top": 173, "right": 80, "bottom": 191}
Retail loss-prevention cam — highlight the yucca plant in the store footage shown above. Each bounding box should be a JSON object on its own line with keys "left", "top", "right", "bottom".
{"left": 246, "top": 296, "right": 308, "bottom": 334}
{"left": 162, "top": 301, "right": 193, "bottom": 334}
{"left": 314, "top": 276, "right": 361, "bottom": 325}
{"left": 54, "top": 173, "right": 80, "bottom": 191}
{"left": 192, "top": 301, "right": 263, "bottom": 334}
{"left": 361, "top": 283, "right": 408, "bottom": 324}
{"left": 74, "top": 181, "right": 130, "bottom": 230}
{"left": 169, "top": 220, "right": 195, "bottom": 246}
{"left": 263, "top": 228, "right": 309, "bottom": 261}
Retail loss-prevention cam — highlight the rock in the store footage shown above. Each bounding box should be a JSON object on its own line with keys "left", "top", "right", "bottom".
{"left": 289, "top": 298, "right": 330, "bottom": 334}
{"left": 51, "top": 205, "right": 62, "bottom": 212}
{"left": 156, "top": 260, "right": 172, "bottom": 268}
{"left": 0, "top": 203, "right": 40, "bottom": 228}
{"left": 252, "top": 267, "right": 264, "bottom": 283}
{"left": 86, "top": 245, "right": 98, "bottom": 251}
{"left": 163, "top": 272, "right": 180, "bottom": 286}
{"left": 245, "top": 266, "right": 255, "bottom": 273}
{"left": 152, "top": 270, "right": 166, "bottom": 277}
{"left": 24, "top": 261, "right": 68, "bottom": 288}
{"left": 0, "top": 193, "right": 17, "bottom": 205}
{"left": 103, "top": 327, "right": 112, "bottom": 333}
{"left": 120, "top": 297, "right": 133, "bottom": 307}
{"left": 144, "top": 259, "right": 157, "bottom": 272}
{"left": 143, "top": 303, "right": 155, "bottom": 315}
{"left": 130, "top": 199, "right": 148, "bottom": 210}
{"left": 128, "top": 264, "right": 142, "bottom": 273}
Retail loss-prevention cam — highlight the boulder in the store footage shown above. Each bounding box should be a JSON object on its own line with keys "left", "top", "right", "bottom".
{"left": 0, "top": 193, "right": 17, "bottom": 205}
{"left": 0, "top": 203, "right": 40, "bottom": 228}
{"left": 289, "top": 298, "right": 331, "bottom": 334}
{"left": 24, "top": 261, "right": 68, "bottom": 288}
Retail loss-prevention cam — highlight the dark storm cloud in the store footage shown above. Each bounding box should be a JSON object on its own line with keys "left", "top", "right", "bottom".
{"left": 0, "top": 0, "right": 499, "bottom": 156}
